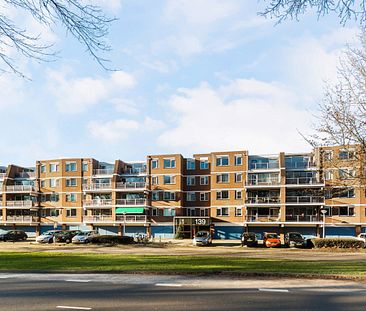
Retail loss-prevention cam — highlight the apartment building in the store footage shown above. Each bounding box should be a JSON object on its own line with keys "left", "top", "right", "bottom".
{"left": 0, "top": 145, "right": 365, "bottom": 239}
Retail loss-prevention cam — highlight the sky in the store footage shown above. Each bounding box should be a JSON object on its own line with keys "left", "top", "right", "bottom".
{"left": 0, "top": 0, "right": 360, "bottom": 166}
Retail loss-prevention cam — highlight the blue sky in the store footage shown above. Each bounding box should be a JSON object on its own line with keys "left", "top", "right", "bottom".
{"left": 0, "top": 0, "right": 360, "bottom": 166}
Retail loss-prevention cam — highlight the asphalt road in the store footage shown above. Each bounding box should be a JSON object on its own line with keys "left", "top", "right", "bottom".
{"left": 0, "top": 274, "right": 366, "bottom": 310}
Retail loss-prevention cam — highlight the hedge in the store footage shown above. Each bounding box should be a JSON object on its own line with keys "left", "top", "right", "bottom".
{"left": 312, "top": 238, "right": 365, "bottom": 249}
{"left": 91, "top": 235, "right": 134, "bottom": 245}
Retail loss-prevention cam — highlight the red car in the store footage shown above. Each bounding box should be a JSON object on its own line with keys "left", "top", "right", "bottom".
{"left": 263, "top": 232, "right": 281, "bottom": 248}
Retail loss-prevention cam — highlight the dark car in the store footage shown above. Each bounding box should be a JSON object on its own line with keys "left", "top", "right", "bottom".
{"left": 241, "top": 232, "right": 258, "bottom": 247}
{"left": 284, "top": 232, "right": 306, "bottom": 248}
{"left": 0, "top": 230, "right": 28, "bottom": 241}
{"left": 54, "top": 230, "right": 81, "bottom": 243}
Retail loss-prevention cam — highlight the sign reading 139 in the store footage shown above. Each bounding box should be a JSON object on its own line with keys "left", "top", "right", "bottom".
{"left": 195, "top": 218, "right": 206, "bottom": 225}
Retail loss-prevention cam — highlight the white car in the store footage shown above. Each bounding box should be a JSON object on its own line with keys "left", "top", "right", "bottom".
{"left": 72, "top": 231, "right": 99, "bottom": 244}
{"left": 36, "top": 230, "right": 62, "bottom": 243}
{"left": 193, "top": 231, "right": 212, "bottom": 246}
{"left": 357, "top": 233, "right": 366, "bottom": 247}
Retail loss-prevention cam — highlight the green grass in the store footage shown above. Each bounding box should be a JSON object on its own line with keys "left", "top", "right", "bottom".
{"left": 0, "top": 252, "right": 365, "bottom": 278}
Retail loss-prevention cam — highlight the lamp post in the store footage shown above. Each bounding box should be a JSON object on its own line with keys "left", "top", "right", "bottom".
{"left": 320, "top": 208, "right": 327, "bottom": 238}
{"left": 122, "top": 212, "right": 126, "bottom": 236}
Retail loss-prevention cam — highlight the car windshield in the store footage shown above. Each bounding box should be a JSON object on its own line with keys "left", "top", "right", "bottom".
{"left": 43, "top": 232, "right": 54, "bottom": 236}
{"left": 289, "top": 233, "right": 302, "bottom": 239}
{"left": 266, "top": 234, "right": 278, "bottom": 239}
{"left": 0, "top": 229, "right": 8, "bottom": 234}
{"left": 77, "top": 232, "right": 92, "bottom": 236}
{"left": 196, "top": 232, "right": 208, "bottom": 237}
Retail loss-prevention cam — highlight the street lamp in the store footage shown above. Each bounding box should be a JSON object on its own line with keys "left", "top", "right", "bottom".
{"left": 122, "top": 212, "right": 126, "bottom": 236}
{"left": 320, "top": 208, "right": 327, "bottom": 238}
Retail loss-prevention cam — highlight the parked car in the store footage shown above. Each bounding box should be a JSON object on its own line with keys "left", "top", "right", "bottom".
{"left": 357, "top": 233, "right": 366, "bottom": 247}
{"left": 54, "top": 230, "right": 81, "bottom": 243}
{"left": 241, "top": 232, "right": 258, "bottom": 247}
{"left": 72, "top": 230, "right": 99, "bottom": 244}
{"left": 263, "top": 232, "right": 281, "bottom": 248}
{"left": 0, "top": 230, "right": 28, "bottom": 241}
{"left": 36, "top": 230, "right": 63, "bottom": 243}
{"left": 193, "top": 231, "right": 212, "bottom": 246}
{"left": 284, "top": 232, "right": 306, "bottom": 248}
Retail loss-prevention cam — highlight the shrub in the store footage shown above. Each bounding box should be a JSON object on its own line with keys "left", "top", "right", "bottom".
{"left": 91, "top": 235, "right": 134, "bottom": 245}
{"left": 312, "top": 238, "right": 364, "bottom": 249}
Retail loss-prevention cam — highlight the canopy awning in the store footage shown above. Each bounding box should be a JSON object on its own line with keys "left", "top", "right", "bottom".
{"left": 115, "top": 207, "right": 144, "bottom": 214}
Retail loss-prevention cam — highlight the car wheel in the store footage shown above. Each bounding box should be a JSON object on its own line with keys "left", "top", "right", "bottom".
{"left": 66, "top": 239, "right": 71, "bottom": 244}
{"left": 22, "top": 236, "right": 27, "bottom": 241}
{"left": 48, "top": 238, "right": 53, "bottom": 244}
{"left": 85, "top": 239, "right": 90, "bottom": 244}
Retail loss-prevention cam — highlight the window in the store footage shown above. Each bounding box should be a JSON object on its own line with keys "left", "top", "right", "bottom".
{"left": 152, "top": 176, "right": 158, "bottom": 185}
{"left": 216, "top": 207, "right": 229, "bottom": 216}
{"left": 82, "top": 163, "right": 88, "bottom": 172}
{"left": 216, "top": 156, "right": 229, "bottom": 166}
{"left": 200, "top": 159, "right": 209, "bottom": 170}
{"left": 163, "top": 191, "right": 175, "bottom": 201}
{"left": 235, "top": 190, "right": 242, "bottom": 200}
{"left": 216, "top": 173, "right": 229, "bottom": 183}
{"left": 330, "top": 206, "right": 355, "bottom": 216}
{"left": 200, "top": 176, "right": 209, "bottom": 185}
{"left": 41, "top": 208, "right": 59, "bottom": 217}
{"left": 151, "top": 208, "right": 158, "bottom": 216}
{"left": 235, "top": 173, "right": 242, "bottom": 182}
{"left": 163, "top": 175, "right": 176, "bottom": 184}
{"left": 235, "top": 207, "right": 242, "bottom": 216}
{"left": 217, "top": 190, "right": 229, "bottom": 200}
{"left": 200, "top": 192, "right": 209, "bottom": 201}
{"left": 325, "top": 170, "right": 333, "bottom": 181}
{"left": 40, "top": 164, "right": 46, "bottom": 173}
{"left": 152, "top": 191, "right": 159, "bottom": 201}
{"left": 186, "top": 159, "right": 195, "bottom": 170}
{"left": 186, "top": 192, "right": 196, "bottom": 201}
{"left": 235, "top": 155, "right": 242, "bottom": 166}
{"left": 66, "top": 193, "right": 77, "bottom": 202}
{"left": 331, "top": 187, "right": 355, "bottom": 198}
{"left": 66, "top": 209, "right": 77, "bottom": 217}
{"left": 324, "top": 150, "right": 333, "bottom": 161}
{"left": 186, "top": 176, "right": 195, "bottom": 186}
{"left": 49, "top": 163, "right": 59, "bottom": 172}
{"left": 163, "top": 208, "right": 175, "bottom": 217}
{"left": 339, "top": 149, "right": 355, "bottom": 160}
{"left": 164, "top": 158, "right": 176, "bottom": 169}
{"left": 49, "top": 179, "right": 58, "bottom": 188}
{"left": 66, "top": 178, "right": 77, "bottom": 187}
{"left": 41, "top": 180, "right": 45, "bottom": 188}
{"left": 152, "top": 159, "right": 159, "bottom": 169}
{"left": 339, "top": 168, "right": 355, "bottom": 179}
{"left": 66, "top": 162, "right": 77, "bottom": 172}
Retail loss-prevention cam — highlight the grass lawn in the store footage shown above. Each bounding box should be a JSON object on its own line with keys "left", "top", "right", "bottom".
{"left": 0, "top": 252, "right": 365, "bottom": 278}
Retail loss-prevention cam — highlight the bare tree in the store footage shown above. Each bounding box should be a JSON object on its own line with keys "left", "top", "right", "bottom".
{"left": 0, "top": 0, "right": 115, "bottom": 77}
{"left": 260, "top": 0, "right": 366, "bottom": 26}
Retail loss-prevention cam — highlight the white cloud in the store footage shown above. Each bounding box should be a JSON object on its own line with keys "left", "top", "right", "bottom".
{"left": 0, "top": 74, "right": 25, "bottom": 108}
{"left": 143, "top": 117, "right": 165, "bottom": 131}
{"left": 112, "top": 99, "right": 139, "bottom": 114}
{"left": 158, "top": 80, "right": 312, "bottom": 154}
{"left": 88, "top": 119, "right": 140, "bottom": 141}
{"left": 48, "top": 69, "right": 135, "bottom": 113}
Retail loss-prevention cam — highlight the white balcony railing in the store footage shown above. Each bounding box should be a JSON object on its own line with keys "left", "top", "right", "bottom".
{"left": 285, "top": 196, "right": 324, "bottom": 204}
{"left": 122, "top": 168, "right": 147, "bottom": 175}
{"left": 246, "top": 197, "right": 281, "bottom": 204}
{"left": 5, "top": 200, "right": 35, "bottom": 207}
{"left": 83, "top": 183, "right": 112, "bottom": 191}
{"left": 115, "top": 182, "right": 146, "bottom": 190}
{"left": 115, "top": 198, "right": 147, "bottom": 206}
{"left": 286, "top": 177, "right": 322, "bottom": 185}
{"left": 246, "top": 215, "right": 280, "bottom": 222}
{"left": 83, "top": 199, "right": 113, "bottom": 207}
{"left": 93, "top": 169, "right": 114, "bottom": 175}
{"left": 285, "top": 162, "right": 317, "bottom": 169}
{"left": 285, "top": 215, "right": 320, "bottom": 222}
{"left": 249, "top": 163, "right": 279, "bottom": 170}
{"left": 15, "top": 172, "right": 36, "bottom": 178}
{"left": 246, "top": 178, "right": 280, "bottom": 186}
{"left": 5, "top": 185, "right": 35, "bottom": 192}
{"left": 5, "top": 216, "right": 38, "bottom": 222}
{"left": 115, "top": 215, "right": 147, "bottom": 223}
{"left": 83, "top": 215, "right": 114, "bottom": 223}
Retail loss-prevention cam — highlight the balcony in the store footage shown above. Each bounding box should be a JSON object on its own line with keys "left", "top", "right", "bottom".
{"left": 246, "top": 178, "right": 280, "bottom": 186}
{"left": 115, "top": 182, "right": 146, "bottom": 191}
{"left": 5, "top": 200, "right": 36, "bottom": 208}
{"left": 246, "top": 197, "right": 281, "bottom": 204}
{"left": 3, "top": 216, "right": 38, "bottom": 223}
{"left": 285, "top": 196, "right": 324, "bottom": 204}
{"left": 5, "top": 185, "right": 36, "bottom": 193}
{"left": 93, "top": 169, "right": 114, "bottom": 176}
{"left": 285, "top": 162, "right": 317, "bottom": 170}
{"left": 285, "top": 215, "right": 320, "bottom": 222}
{"left": 115, "top": 198, "right": 147, "bottom": 206}
{"left": 83, "top": 199, "right": 113, "bottom": 207}
{"left": 83, "top": 183, "right": 112, "bottom": 191}
{"left": 286, "top": 177, "right": 323, "bottom": 186}
{"left": 121, "top": 168, "right": 147, "bottom": 175}
{"left": 15, "top": 172, "right": 36, "bottom": 178}
{"left": 83, "top": 215, "right": 114, "bottom": 223}
{"left": 249, "top": 163, "right": 279, "bottom": 170}
{"left": 246, "top": 215, "right": 280, "bottom": 222}
{"left": 115, "top": 215, "right": 147, "bottom": 223}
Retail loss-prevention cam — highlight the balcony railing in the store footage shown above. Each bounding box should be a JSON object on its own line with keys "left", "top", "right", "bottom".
{"left": 115, "top": 215, "right": 147, "bottom": 223}
{"left": 83, "top": 199, "right": 112, "bottom": 207}
{"left": 4, "top": 216, "right": 38, "bottom": 222}
{"left": 246, "top": 178, "right": 280, "bottom": 186}
{"left": 246, "top": 197, "right": 281, "bottom": 204}
{"left": 285, "top": 162, "right": 317, "bottom": 169}
{"left": 285, "top": 215, "right": 320, "bottom": 222}
{"left": 285, "top": 196, "right": 324, "bottom": 204}
{"left": 286, "top": 177, "right": 321, "bottom": 185}
{"left": 15, "top": 172, "right": 36, "bottom": 178}
{"left": 121, "top": 168, "right": 147, "bottom": 175}
{"left": 84, "top": 215, "right": 114, "bottom": 223}
{"left": 93, "top": 169, "right": 114, "bottom": 175}
{"left": 115, "top": 182, "right": 146, "bottom": 190}
{"left": 246, "top": 215, "right": 280, "bottom": 222}
{"left": 249, "top": 163, "right": 279, "bottom": 170}
{"left": 5, "top": 200, "right": 35, "bottom": 207}
{"left": 5, "top": 185, "right": 35, "bottom": 192}
{"left": 115, "top": 198, "right": 146, "bottom": 205}
{"left": 83, "top": 183, "right": 112, "bottom": 191}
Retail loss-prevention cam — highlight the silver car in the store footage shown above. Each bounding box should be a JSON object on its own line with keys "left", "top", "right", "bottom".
{"left": 36, "top": 230, "right": 62, "bottom": 243}
{"left": 193, "top": 231, "right": 212, "bottom": 246}
{"left": 72, "top": 231, "right": 99, "bottom": 244}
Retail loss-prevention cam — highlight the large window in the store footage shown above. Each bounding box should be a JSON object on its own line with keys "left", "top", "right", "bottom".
{"left": 66, "top": 209, "right": 77, "bottom": 217}
{"left": 235, "top": 173, "right": 242, "bottom": 182}
{"left": 49, "top": 178, "right": 58, "bottom": 188}
{"left": 216, "top": 207, "right": 229, "bottom": 216}
{"left": 40, "top": 164, "right": 46, "bottom": 173}
{"left": 235, "top": 155, "right": 242, "bottom": 166}
{"left": 163, "top": 191, "right": 175, "bottom": 201}
{"left": 200, "top": 159, "right": 209, "bottom": 170}
{"left": 339, "top": 168, "right": 355, "bottom": 179}
{"left": 200, "top": 176, "right": 209, "bottom": 185}
{"left": 66, "top": 178, "right": 77, "bottom": 187}
{"left": 66, "top": 162, "right": 77, "bottom": 172}
{"left": 235, "top": 207, "right": 242, "bottom": 216}
{"left": 216, "top": 190, "right": 229, "bottom": 200}
{"left": 235, "top": 190, "right": 242, "bottom": 200}
{"left": 152, "top": 176, "right": 158, "bottom": 185}
{"left": 328, "top": 206, "right": 355, "bottom": 216}
{"left": 339, "top": 149, "right": 355, "bottom": 160}
{"left": 49, "top": 163, "right": 59, "bottom": 172}
{"left": 152, "top": 159, "right": 159, "bottom": 169}
{"left": 163, "top": 175, "right": 176, "bottom": 184}
{"left": 186, "top": 176, "right": 196, "bottom": 186}
{"left": 216, "top": 156, "right": 229, "bottom": 166}
{"left": 152, "top": 191, "right": 159, "bottom": 201}
{"left": 186, "top": 159, "right": 195, "bottom": 170}
{"left": 186, "top": 192, "right": 196, "bottom": 201}
{"left": 66, "top": 193, "right": 77, "bottom": 202}
{"left": 164, "top": 158, "right": 176, "bottom": 169}
{"left": 200, "top": 192, "right": 209, "bottom": 201}
{"left": 163, "top": 208, "right": 175, "bottom": 217}
{"left": 82, "top": 163, "right": 88, "bottom": 172}
{"left": 216, "top": 173, "right": 229, "bottom": 183}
